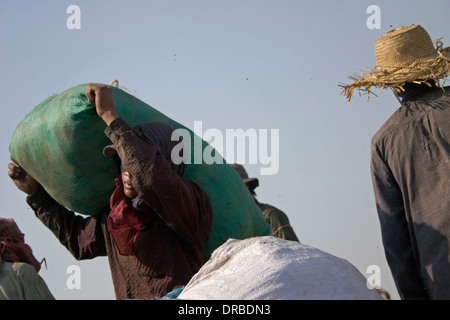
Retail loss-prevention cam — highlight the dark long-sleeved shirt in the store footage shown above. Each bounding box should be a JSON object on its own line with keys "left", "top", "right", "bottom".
{"left": 370, "top": 85, "right": 450, "bottom": 299}
{"left": 26, "top": 117, "right": 213, "bottom": 300}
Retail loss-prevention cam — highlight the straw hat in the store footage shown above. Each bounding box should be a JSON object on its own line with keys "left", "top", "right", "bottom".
{"left": 341, "top": 25, "right": 450, "bottom": 101}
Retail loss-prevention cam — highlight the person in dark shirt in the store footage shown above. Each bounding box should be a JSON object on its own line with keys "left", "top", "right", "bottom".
{"left": 341, "top": 24, "right": 450, "bottom": 299}
{"left": 8, "top": 84, "right": 213, "bottom": 299}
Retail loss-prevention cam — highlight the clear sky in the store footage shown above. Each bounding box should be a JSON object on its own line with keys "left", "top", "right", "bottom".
{"left": 1, "top": 0, "right": 449, "bottom": 300}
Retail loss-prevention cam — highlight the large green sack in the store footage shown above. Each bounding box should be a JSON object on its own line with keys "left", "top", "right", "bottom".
{"left": 9, "top": 83, "right": 271, "bottom": 260}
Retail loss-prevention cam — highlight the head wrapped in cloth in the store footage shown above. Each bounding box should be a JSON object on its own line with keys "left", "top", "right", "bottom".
{"left": 104, "top": 121, "right": 186, "bottom": 177}
{"left": 0, "top": 218, "right": 41, "bottom": 272}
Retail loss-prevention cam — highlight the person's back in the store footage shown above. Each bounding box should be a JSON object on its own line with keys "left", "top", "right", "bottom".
{"left": 0, "top": 260, "right": 55, "bottom": 300}
{"left": 371, "top": 85, "right": 450, "bottom": 299}
{"left": 341, "top": 24, "right": 450, "bottom": 299}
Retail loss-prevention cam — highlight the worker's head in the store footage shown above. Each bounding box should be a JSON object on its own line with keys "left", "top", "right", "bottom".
{"left": 230, "top": 163, "right": 259, "bottom": 195}
{"left": 104, "top": 121, "right": 186, "bottom": 199}
{"left": 120, "top": 163, "right": 138, "bottom": 199}
{"left": 0, "top": 218, "right": 41, "bottom": 272}
{"left": 341, "top": 24, "right": 450, "bottom": 102}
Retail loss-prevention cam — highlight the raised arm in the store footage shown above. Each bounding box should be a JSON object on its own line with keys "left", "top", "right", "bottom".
{"left": 8, "top": 160, "right": 107, "bottom": 260}
{"left": 86, "top": 84, "right": 212, "bottom": 244}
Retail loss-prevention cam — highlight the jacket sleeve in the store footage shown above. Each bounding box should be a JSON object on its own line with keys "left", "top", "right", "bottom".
{"left": 370, "top": 143, "right": 428, "bottom": 299}
{"left": 26, "top": 186, "right": 107, "bottom": 260}
{"left": 104, "top": 117, "right": 212, "bottom": 244}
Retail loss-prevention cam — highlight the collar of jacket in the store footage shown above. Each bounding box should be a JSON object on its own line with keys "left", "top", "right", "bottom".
{"left": 400, "top": 81, "right": 440, "bottom": 103}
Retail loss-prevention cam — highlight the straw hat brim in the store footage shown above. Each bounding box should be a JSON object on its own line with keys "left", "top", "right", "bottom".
{"left": 341, "top": 47, "right": 450, "bottom": 101}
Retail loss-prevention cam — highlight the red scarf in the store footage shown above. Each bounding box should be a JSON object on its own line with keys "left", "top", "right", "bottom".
{"left": 0, "top": 218, "right": 41, "bottom": 272}
{"left": 108, "top": 178, "right": 153, "bottom": 255}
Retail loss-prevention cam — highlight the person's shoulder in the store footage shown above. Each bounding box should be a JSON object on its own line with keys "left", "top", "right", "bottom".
{"left": 373, "top": 86, "right": 450, "bottom": 134}
{"left": 371, "top": 116, "right": 396, "bottom": 148}
{"left": 0, "top": 261, "right": 35, "bottom": 277}
{"left": 372, "top": 87, "right": 450, "bottom": 150}
{"left": 370, "top": 98, "right": 409, "bottom": 147}
{"left": 10, "top": 261, "right": 37, "bottom": 275}
{"left": 259, "top": 202, "right": 284, "bottom": 215}
{"left": 0, "top": 260, "right": 16, "bottom": 273}
{"left": 257, "top": 202, "right": 273, "bottom": 211}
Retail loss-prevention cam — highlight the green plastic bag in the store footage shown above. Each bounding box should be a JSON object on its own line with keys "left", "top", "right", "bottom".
{"left": 9, "top": 83, "right": 270, "bottom": 259}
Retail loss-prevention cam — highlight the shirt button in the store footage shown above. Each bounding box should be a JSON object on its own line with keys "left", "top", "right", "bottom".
{"left": 111, "top": 124, "right": 120, "bottom": 130}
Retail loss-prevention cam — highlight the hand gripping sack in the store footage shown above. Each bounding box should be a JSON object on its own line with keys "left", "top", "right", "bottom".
{"left": 9, "top": 83, "right": 271, "bottom": 260}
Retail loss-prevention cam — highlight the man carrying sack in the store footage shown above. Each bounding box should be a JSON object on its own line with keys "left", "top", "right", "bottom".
{"left": 341, "top": 25, "right": 450, "bottom": 299}
{"left": 8, "top": 84, "right": 213, "bottom": 300}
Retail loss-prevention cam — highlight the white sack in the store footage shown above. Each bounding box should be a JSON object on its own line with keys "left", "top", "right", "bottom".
{"left": 178, "top": 236, "right": 383, "bottom": 300}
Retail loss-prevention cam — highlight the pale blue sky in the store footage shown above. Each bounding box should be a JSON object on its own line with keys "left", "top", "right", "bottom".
{"left": 1, "top": 0, "right": 449, "bottom": 300}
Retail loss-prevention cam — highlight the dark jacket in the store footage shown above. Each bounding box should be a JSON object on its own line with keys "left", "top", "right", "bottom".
{"left": 371, "top": 85, "right": 450, "bottom": 299}
{"left": 26, "top": 117, "right": 213, "bottom": 300}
